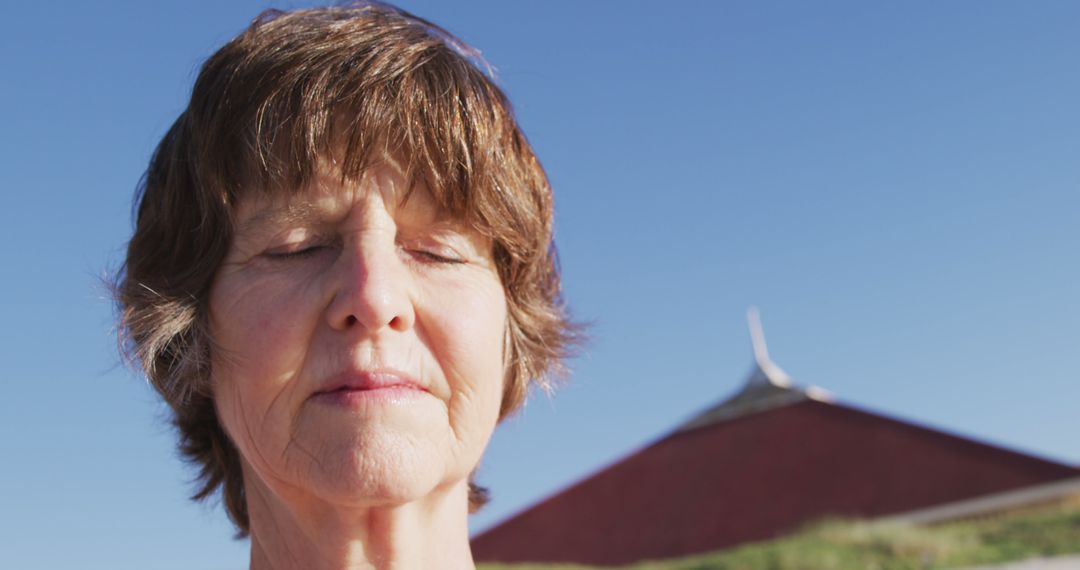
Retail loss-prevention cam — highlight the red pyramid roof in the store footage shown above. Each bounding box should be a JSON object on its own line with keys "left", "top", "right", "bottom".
{"left": 472, "top": 397, "right": 1079, "bottom": 566}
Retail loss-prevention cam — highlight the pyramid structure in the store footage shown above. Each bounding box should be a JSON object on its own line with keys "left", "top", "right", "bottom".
{"left": 471, "top": 311, "right": 1080, "bottom": 566}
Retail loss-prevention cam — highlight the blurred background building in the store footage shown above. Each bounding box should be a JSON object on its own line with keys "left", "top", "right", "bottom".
{"left": 471, "top": 311, "right": 1080, "bottom": 566}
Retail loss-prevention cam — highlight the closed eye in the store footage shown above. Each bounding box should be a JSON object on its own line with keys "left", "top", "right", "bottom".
{"left": 263, "top": 244, "right": 331, "bottom": 260}
{"left": 407, "top": 248, "right": 466, "bottom": 265}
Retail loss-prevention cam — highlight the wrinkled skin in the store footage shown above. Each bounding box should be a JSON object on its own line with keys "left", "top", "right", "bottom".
{"left": 209, "top": 158, "right": 505, "bottom": 568}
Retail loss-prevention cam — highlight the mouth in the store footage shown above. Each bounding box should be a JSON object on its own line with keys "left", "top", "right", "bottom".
{"left": 312, "top": 369, "right": 429, "bottom": 406}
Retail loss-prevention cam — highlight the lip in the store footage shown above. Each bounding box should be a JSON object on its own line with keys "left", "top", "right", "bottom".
{"left": 314, "top": 369, "right": 428, "bottom": 395}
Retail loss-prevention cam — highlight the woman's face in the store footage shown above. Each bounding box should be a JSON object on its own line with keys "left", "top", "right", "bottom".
{"left": 208, "top": 159, "right": 506, "bottom": 508}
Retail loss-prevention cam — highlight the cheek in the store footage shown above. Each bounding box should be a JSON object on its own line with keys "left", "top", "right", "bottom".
{"left": 207, "top": 272, "right": 322, "bottom": 459}
{"left": 421, "top": 277, "right": 508, "bottom": 444}
{"left": 211, "top": 282, "right": 310, "bottom": 383}
{"left": 449, "top": 284, "right": 506, "bottom": 385}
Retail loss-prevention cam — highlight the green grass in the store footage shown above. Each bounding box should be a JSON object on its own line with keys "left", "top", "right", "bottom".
{"left": 478, "top": 500, "right": 1080, "bottom": 570}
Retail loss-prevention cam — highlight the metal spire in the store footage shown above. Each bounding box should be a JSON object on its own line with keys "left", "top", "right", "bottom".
{"left": 674, "top": 307, "right": 831, "bottom": 433}
{"left": 746, "top": 306, "right": 791, "bottom": 388}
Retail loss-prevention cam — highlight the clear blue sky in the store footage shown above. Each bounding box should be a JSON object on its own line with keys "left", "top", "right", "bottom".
{"left": 1, "top": 1, "right": 1077, "bottom": 568}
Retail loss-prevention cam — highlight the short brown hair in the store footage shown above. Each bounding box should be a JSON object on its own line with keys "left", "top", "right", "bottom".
{"left": 117, "top": 2, "right": 578, "bottom": 536}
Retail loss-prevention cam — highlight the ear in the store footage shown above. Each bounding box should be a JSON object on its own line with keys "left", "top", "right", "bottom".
{"left": 466, "top": 473, "right": 491, "bottom": 514}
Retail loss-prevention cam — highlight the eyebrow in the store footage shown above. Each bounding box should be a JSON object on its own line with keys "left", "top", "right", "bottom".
{"left": 234, "top": 187, "right": 466, "bottom": 237}
{"left": 237, "top": 201, "right": 326, "bottom": 236}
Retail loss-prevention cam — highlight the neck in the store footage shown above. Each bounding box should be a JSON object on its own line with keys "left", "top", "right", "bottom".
{"left": 246, "top": 476, "right": 476, "bottom": 570}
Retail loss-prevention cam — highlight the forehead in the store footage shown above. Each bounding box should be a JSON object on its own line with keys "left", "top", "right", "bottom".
{"left": 234, "top": 157, "right": 449, "bottom": 232}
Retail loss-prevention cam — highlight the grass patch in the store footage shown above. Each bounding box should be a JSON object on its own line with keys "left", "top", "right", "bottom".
{"left": 478, "top": 500, "right": 1080, "bottom": 570}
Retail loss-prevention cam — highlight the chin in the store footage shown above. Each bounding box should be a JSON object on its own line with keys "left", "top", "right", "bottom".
{"left": 302, "top": 430, "right": 455, "bottom": 508}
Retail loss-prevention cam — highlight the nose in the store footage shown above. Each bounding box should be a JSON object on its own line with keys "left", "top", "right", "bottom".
{"left": 326, "top": 237, "right": 415, "bottom": 334}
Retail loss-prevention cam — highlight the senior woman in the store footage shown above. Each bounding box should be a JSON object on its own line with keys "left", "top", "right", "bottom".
{"left": 117, "top": 3, "right": 576, "bottom": 568}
